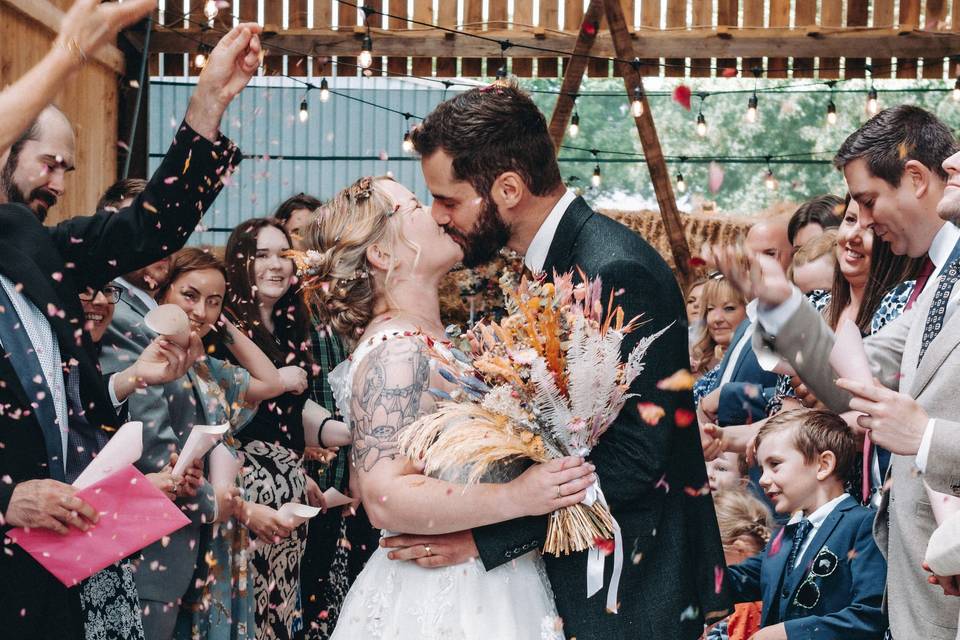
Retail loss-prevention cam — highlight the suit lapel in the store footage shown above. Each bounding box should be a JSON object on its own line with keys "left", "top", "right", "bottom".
{"left": 715, "top": 320, "right": 750, "bottom": 389}
{"left": 911, "top": 279, "right": 960, "bottom": 396}
{"left": 115, "top": 282, "right": 151, "bottom": 319}
{"left": 782, "top": 497, "right": 854, "bottom": 614}
{"left": 760, "top": 526, "right": 793, "bottom": 626}
{"left": 541, "top": 197, "right": 594, "bottom": 277}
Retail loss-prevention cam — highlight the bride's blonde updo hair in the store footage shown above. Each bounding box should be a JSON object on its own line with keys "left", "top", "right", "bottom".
{"left": 301, "top": 175, "right": 404, "bottom": 341}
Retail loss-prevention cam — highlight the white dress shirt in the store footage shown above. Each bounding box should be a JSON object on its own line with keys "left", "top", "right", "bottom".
{"left": 794, "top": 493, "right": 849, "bottom": 568}
{"left": 0, "top": 275, "right": 69, "bottom": 470}
{"left": 718, "top": 299, "right": 758, "bottom": 386}
{"left": 523, "top": 189, "right": 578, "bottom": 274}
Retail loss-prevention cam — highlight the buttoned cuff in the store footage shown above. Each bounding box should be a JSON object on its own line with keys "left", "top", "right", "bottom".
{"left": 757, "top": 287, "right": 803, "bottom": 336}
{"left": 916, "top": 418, "right": 937, "bottom": 473}
{"left": 107, "top": 374, "right": 126, "bottom": 409}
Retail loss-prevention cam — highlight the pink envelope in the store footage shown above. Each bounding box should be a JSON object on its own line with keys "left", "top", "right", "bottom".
{"left": 7, "top": 465, "right": 190, "bottom": 587}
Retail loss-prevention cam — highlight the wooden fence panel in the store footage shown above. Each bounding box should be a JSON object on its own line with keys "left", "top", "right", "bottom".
{"left": 637, "top": 0, "right": 660, "bottom": 76}
{"left": 690, "top": 0, "right": 711, "bottom": 77}
{"left": 922, "top": 0, "right": 949, "bottom": 78}
{"left": 664, "top": 0, "right": 685, "bottom": 77}
{"left": 462, "top": 0, "right": 484, "bottom": 76}
{"left": 538, "top": 0, "right": 560, "bottom": 77}
{"left": 767, "top": 0, "right": 791, "bottom": 78}
{"left": 897, "top": 0, "right": 921, "bottom": 78}
{"left": 793, "top": 0, "right": 817, "bottom": 77}
{"left": 819, "top": 0, "right": 842, "bottom": 79}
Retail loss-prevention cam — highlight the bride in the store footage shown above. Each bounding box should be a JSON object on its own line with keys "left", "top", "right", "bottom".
{"left": 300, "top": 176, "right": 596, "bottom": 639}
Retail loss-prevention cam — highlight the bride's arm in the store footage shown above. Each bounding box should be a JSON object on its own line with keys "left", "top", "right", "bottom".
{"left": 351, "top": 337, "right": 595, "bottom": 535}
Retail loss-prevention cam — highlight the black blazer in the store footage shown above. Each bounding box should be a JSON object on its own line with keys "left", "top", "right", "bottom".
{"left": 473, "top": 197, "right": 731, "bottom": 639}
{"left": 0, "top": 122, "right": 240, "bottom": 640}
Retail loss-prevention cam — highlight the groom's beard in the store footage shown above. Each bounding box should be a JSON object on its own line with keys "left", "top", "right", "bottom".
{"left": 448, "top": 196, "right": 510, "bottom": 268}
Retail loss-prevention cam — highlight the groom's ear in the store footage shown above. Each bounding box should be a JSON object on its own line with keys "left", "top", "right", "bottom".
{"left": 365, "top": 243, "right": 392, "bottom": 271}
{"left": 491, "top": 171, "right": 526, "bottom": 211}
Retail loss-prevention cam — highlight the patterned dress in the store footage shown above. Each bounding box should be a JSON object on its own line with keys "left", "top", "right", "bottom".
{"left": 79, "top": 560, "right": 144, "bottom": 640}
{"left": 174, "top": 356, "right": 258, "bottom": 640}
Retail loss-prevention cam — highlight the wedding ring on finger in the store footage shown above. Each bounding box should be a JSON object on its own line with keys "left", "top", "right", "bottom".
{"left": 556, "top": 485, "right": 562, "bottom": 499}
{"left": 424, "top": 544, "right": 432, "bottom": 557}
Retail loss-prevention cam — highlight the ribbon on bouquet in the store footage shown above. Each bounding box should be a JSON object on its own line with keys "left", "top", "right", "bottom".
{"left": 582, "top": 481, "right": 623, "bottom": 613}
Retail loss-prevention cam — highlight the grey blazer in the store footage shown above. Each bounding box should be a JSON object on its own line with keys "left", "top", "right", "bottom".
{"left": 757, "top": 283, "right": 960, "bottom": 639}
{"left": 99, "top": 286, "right": 219, "bottom": 605}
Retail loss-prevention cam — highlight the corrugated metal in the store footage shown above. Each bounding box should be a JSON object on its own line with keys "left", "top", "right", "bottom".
{"left": 149, "top": 76, "right": 466, "bottom": 245}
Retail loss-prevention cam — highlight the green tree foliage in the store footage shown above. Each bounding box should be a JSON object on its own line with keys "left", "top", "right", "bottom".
{"left": 526, "top": 78, "right": 960, "bottom": 214}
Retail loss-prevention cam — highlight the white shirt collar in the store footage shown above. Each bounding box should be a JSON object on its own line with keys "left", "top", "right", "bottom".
{"left": 928, "top": 222, "right": 960, "bottom": 276}
{"left": 115, "top": 276, "right": 159, "bottom": 311}
{"left": 746, "top": 299, "right": 759, "bottom": 323}
{"left": 523, "top": 189, "right": 579, "bottom": 273}
{"left": 803, "top": 492, "right": 849, "bottom": 526}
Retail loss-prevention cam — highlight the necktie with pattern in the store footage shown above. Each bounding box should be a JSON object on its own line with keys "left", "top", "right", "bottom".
{"left": 918, "top": 258, "right": 960, "bottom": 364}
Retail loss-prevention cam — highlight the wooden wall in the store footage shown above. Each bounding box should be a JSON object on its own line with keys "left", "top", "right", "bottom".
{"left": 153, "top": 0, "right": 960, "bottom": 80}
{"left": 0, "top": 0, "right": 119, "bottom": 224}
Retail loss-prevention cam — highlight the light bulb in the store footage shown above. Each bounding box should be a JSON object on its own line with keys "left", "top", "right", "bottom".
{"left": 630, "top": 87, "right": 644, "bottom": 118}
{"left": 866, "top": 87, "right": 879, "bottom": 116}
{"left": 676, "top": 173, "right": 686, "bottom": 193}
{"left": 696, "top": 113, "right": 707, "bottom": 137}
{"left": 764, "top": 170, "right": 777, "bottom": 191}
{"left": 591, "top": 165, "right": 601, "bottom": 188}
{"left": 826, "top": 101, "right": 837, "bottom": 125}
{"left": 299, "top": 99, "right": 309, "bottom": 123}
{"left": 359, "top": 34, "right": 373, "bottom": 69}
{"left": 319, "top": 78, "right": 330, "bottom": 102}
{"left": 953, "top": 78, "right": 960, "bottom": 102}
{"left": 203, "top": 0, "right": 218, "bottom": 20}
{"left": 402, "top": 132, "right": 414, "bottom": 153}
{"left": 746, "top": 94, "right": 758, "bottom": 123}
{"left": 569, "top": 113, "right": 580, "bottom": 138}
{"left": 194, "top": 51, "right": 207, "bottom": 69}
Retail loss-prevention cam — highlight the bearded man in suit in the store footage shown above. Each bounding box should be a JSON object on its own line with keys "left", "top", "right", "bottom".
{"left": 378, "top": 83, "right": 730, "bottom": 640}
{"left": 0, "top": 18, "right": 263, "bottom": 639}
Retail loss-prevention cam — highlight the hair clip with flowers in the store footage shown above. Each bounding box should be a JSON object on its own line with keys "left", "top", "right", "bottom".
{"left": 349, "top": 177, "right": 375, "bottom": 202}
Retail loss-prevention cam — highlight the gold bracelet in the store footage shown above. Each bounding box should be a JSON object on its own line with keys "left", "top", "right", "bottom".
{"left": 60, "top": 37, "right": 87, "bottom": 66}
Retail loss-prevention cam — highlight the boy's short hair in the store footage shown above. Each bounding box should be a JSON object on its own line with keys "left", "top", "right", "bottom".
{"left": 755, "top": 409, "right": 856, "bottom": 481}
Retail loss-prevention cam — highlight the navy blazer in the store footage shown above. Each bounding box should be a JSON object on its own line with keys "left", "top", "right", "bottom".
{"left": 726, "top": 495, "right": 886, "bottom": 639}
{"left": 709, "top": 318, "right": 779, "bottom": 426}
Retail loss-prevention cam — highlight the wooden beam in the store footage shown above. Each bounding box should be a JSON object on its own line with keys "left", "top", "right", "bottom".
{"left": 148, "top": 26, "right": 960, "bottom": 61}
{"left": 546, "top": 0, "right": 603, "bottom": 150}
{"left": 2, "top": 0, "right": 125, "bottom": 73}
{"left": 602, "top": 0, "right": 691, "bottom": 285}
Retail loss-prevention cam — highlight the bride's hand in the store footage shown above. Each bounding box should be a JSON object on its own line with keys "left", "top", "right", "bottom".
{"left": 509, "top": 456, "right": 596, "bottom": 517}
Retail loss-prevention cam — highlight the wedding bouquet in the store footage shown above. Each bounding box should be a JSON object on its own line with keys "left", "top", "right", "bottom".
{"left": 400, "top": 270, "right": 668, "bottom": 556}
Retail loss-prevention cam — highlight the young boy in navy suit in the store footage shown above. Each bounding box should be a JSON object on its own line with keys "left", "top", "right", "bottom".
{"left": 725, "top": 409, "right": 886, "bottom": 639}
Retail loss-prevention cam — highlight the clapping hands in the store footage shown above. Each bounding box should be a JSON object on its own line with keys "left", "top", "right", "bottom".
{"left": 711, "top": 245, "right": 793, "bottom": 308}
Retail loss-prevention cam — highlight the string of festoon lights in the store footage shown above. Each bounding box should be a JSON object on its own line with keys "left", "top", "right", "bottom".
{"left": 158, "top": 2, "right": 957, "bottom": 192}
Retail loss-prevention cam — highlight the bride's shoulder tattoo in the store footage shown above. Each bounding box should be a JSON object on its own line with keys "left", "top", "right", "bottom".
{"left": 350, "top": 338, "right": 431, "bottom": 472}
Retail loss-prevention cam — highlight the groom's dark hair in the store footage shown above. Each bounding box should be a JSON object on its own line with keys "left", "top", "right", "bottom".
{"left": 410, "top": 82, "right": 562, "bottom": 199}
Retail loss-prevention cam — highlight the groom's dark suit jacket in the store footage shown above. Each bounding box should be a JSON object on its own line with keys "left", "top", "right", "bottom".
{"left": 0, "top": 122, "right": 239, "bottom": 640}
{"left": 474, "top": 197, "right": 731, "bottom": 639}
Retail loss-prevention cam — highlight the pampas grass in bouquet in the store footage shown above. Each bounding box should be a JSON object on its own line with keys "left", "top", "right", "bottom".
{"left": 399, "top": 270, "right": 669, "bottom": 557}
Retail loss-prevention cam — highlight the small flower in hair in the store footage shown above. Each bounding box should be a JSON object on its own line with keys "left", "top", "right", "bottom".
{"left": 350, "top": 177, "right": 375, "bottom": 202}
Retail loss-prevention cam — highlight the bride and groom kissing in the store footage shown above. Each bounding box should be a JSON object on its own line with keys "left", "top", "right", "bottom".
{"left": 302, "top": 84, "right": 729, "bottom": 639}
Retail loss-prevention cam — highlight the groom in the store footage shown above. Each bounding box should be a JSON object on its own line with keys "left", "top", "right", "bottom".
{"left": 382, "top": 84, "right": 731, "bottom": 638}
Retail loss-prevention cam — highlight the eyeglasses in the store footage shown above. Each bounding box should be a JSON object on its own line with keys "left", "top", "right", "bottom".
{"left": 793, "top": 547, "right": 839, "bottom": 609}
{"left": 79, "top": 284, "right": 122, "bottom": 304}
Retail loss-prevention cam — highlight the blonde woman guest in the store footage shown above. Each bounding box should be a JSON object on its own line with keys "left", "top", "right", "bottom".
{"left": 691, "top": 276, "right": 747, "bottom": 400}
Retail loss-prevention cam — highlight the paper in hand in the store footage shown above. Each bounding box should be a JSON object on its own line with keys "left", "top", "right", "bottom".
{"left": 171, "top": 422, "right": 230, "bottom": 477}
{"left": 73, "top": 421, "right": 143, "bottom": 489}
{"left": 924, "top": 480, "right": 960, "bottom": 526}
{"left": 278, "top": 502, "right": 322, "bottom": 527}
{"left": 322, "top": 488, "right": 355, "bottom": 509}
{"left": 830, "top": 319, "right": 873, "bottom": 385}
{"left": 208, "top": 443, "right": 243, "bottom": 489}
{"left": 9, "top": 465, "right": 190, "bottom": 586}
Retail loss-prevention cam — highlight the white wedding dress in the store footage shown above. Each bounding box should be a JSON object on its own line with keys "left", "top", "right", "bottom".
{"left": 328, "top": 331, "right": 563, "bottom": 640}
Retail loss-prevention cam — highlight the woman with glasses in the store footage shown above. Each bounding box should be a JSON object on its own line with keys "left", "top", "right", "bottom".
{"left": 77, "top": 282, "right": 201, "bottom": 640}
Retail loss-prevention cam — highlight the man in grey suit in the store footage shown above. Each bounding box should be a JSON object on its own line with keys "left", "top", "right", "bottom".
{"left": 716, "top": 106, "right": 960, "bottom": 639}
